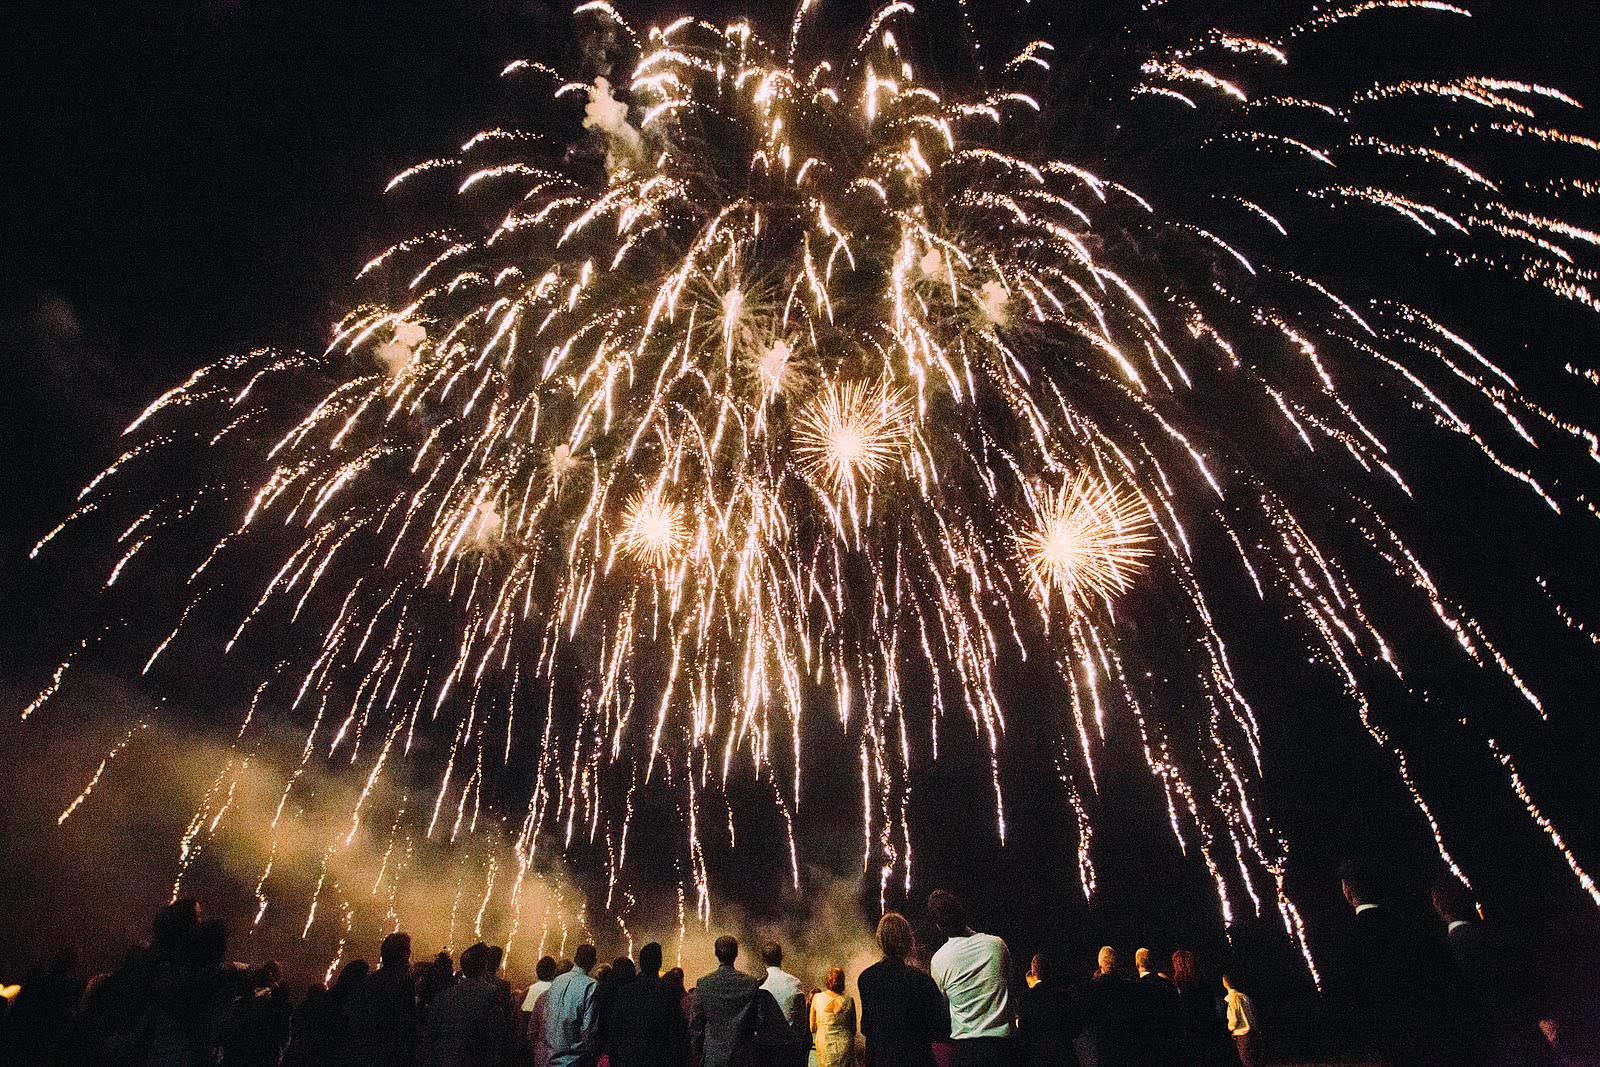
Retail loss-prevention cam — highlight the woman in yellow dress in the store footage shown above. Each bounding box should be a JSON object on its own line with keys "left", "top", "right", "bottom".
{"left": 809, "top": 966, "right": 858, "bottom": 1067}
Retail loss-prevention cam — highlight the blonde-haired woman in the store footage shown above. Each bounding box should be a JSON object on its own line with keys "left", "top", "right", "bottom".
{"left": 810, "top": 966, "right": 857, "bottom": 1067}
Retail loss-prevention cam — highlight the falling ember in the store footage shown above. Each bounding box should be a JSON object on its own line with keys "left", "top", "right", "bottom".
{"left": 617, "top": 488, "right": 687, "bottom": 568}
{"left": 1018, "top": 474, "right": 1154, "bottom": 608}
{"left": 792, "top": 380, "right": 914, "bottom": 494}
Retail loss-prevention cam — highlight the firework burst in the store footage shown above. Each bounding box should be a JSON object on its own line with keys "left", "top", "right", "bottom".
{"left": 1018, "top": 473, "right": 1155, "bottom": 609}
{"left": 25, "top": 0, "right": 1600, "bottom": 974}
{"left": 792, "top": 380, "right": 915, "bottom": 495}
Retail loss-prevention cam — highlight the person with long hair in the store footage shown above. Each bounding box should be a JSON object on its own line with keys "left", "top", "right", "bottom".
{"left": 857, "top": 912, "right": 948, "bottom": 1067}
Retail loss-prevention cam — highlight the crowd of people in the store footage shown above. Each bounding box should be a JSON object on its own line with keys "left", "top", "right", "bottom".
{"left": 0, "top": 859, "right": 1594, "bottom": 1065}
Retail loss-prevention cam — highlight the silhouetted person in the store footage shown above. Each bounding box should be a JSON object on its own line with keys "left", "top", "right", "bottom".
{"left": 344, "top": 931, "right": 418, "bottom": 1066}
{"left": 663, "top": 967, "right": 691, "bottom": 1034}
{"left": 543, "top": 942, "right": 598, "bottom": 1067}
{"left": 282, "top": 959, "right": 365, "bottom": 1067}
{"left": 0, "top": 947, "right": 82, "bottom": 1065}
{"left": 1432, "top": 876, "right": 1549, "bottom": 1065}
{"left": 1329, "top": 858, "right": 1456, "bottom": 1065}
{"left": 691, "top": 936, "right": 761, "bottom": 1067}
{"left": 1170, "top": 950, "right": 1230, "bottom": 1066}
{"left": 1074, "top": 946, "right": 1137, "bottom": 1067}
{"left": 218, "top": 961, "right": 291, "bottom": 1067}
{"left": 595, "top": 956, "right": 635, "bottom": 1051}
{"left": 145, "top": 918, "right": 246, "bottom": 1067}
{"left": 78, "top": 900, "right": 201, "bottom": 1064}
{"left": 416, "top": 951, "right": 454, "bottom": 1026}
{"left": 1132, "top": 947, "right": 1182, "bottom": 1064}
{"left": 858, "top": 912, "right": 947, "bottom": 1067}
{"left": 928, "top": 889, "right": 1014, "bottom": 1067}
{"left": 608, "top": 941, "right": 689, "bottom": 1067}
{"left": 1018, "top": 952, "right": 1080, "bottom": 1067}
{"left": 427, "top": 942, "right": 508, "bottom": 1067}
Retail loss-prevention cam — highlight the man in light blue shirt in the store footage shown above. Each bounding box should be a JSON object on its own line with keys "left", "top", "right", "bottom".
{"left": 544, "top": 943, "right": 598, "bottom": 1067}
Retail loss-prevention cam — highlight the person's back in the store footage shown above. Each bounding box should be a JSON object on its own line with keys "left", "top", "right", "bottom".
{"left": 543, "top": 944, "right": 598, "bottom": 1067}
{"left": 930, "top": 934, "right": 1012, "bottom": 1038}
{"left": 1132, "top": 951, "right": 1182, "bottom": 1065}
{"left": 427, "top": 944, "right": 508, "bottom": 1067}
{"left": 1331, "top": 860, "right": 1457, "bottom": 1065}
{"left": 1074, "top": 949, "right": 1138, "bottom": 1067}
{"left": 857, "top": 955, "right": 945, "bottom": 1067}
{"left": 927, "top": 890, "right": 1014, "bottom": 1067}
{"left": 691, "top": 937, "right": 761, "bottom": 1067}
{"left": 218, "top": 964, "right": 292, "bottom": 1067}
{"left": 608, "top": 943, "right": 687, "bottom": 1067}
{"left": 344, "top": 963, "right": 418, "bottom": 1065}
{"left": 1018, "top": 954, "right": 1079, "bottom": 1067}
{"left": 809, "top": 969, "right": 856, "bottom": 1067}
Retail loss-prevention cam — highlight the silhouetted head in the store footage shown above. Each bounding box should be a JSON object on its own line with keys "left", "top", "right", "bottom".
{"left": 1339, "top": 857, "right": 1385, "bottom": 909}
{"left": 380, "top": 932, "right": 411, "bottom": 971}
{"left": 334, "top": 959, "right": 369, "bottom": 995}
{"left": 460, "top": 942, "right": 490, "bottom": 979}
{"left": 1097, "top": 945, "right": 1118, "bottom": 976}
{"left": 254, "top": 961, "right": 281, "bottom": 989}
{"left": 927, "top": 890, "right": 967, "bottom": 936}
{"left": 486, "top": 945, "right": 504, "bottom": 976}
{"left": 876, "top": 912, "right": 914, "bottom": 961}
{"left": 1431, "top": 877, "right": 1476, "bottom": 925}
{"left": 1221, "top": 973, "right": 1240, "bottom": 993}
{"left": 185, "top": 920, "right": 228, "bottom": 970}
{"left": 575, "top": 944, "right": 598, "bottom": 972}
{"left": 1029, "top": 953, "right": 1052, "bottom": 983}
{"left": 663, "top": 967, "right": 686, "bottom": 999}
{"left": 1170, "top": 950, "right": 1197, "bottom": 985}
{"left": 1135, "top": 947, "right": 1152, "bottom": 974}
{"left": 761, "top": 941, "right": 783, "bottom": 968}
{"left": 714, "top": 936, "right": 739, "bottom": 966}
{"left": 592, "top": 964, "right": 612, "bottom": 986}
{"left": 639, "top": 943, "right": 663, "bottom": 978}
{"left": 557, "top": 959, "right": 574, "bottom": 975}
{"left": 612, "top": 957, "right": 636, "bottom": 983}
{"left": 536, "top": 955, "right": 558, "bottom": 983}
{"left": 152, "top": 899, "right": 201, "bottom": 951}
{"left": 825, "top": 967, "right": 846, "bottom": 995}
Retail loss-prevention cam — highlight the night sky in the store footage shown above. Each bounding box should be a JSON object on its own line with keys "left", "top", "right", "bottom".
{"left": 3, "top": 0, "right": 1600, "bottom": 1012}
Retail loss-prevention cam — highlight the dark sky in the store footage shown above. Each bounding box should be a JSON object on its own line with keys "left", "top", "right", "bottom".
{"left": 3, "top": 0, "right": 1600, "bottom": 1008}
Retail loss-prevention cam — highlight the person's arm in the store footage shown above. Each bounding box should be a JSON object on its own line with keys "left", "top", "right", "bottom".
{"left": 846, "top": 996, "right": 857, "bottom": 1039}
{"left": 810, "top": 995, "right": 820, "bottom": 1035}
{"left": 579, "top": 983, "right": 598, "bottom": 1052}
{"left": 689, "top": 988, "right": 706, "bottom": 1061}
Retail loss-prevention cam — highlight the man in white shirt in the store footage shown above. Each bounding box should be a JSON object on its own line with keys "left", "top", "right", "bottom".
{"left": 927, "top": 889, "right": 1014, "bottom": 1067}
{"left": 759, "top": 941, "right": 805, "bottom": 1027}
{"left": 519, "top": 955, "right": 557, "bottom": 1054}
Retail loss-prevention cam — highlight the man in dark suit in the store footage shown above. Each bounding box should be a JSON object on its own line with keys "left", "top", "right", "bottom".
{"left": 1432, "top": 877, "right": 1549, "bottom": 1065}
{"left": 1074, "top": 946, "right": 1138, "bottom": 1067}
{"left": 1329, "top": 858, "right": 1459, "bottom": 1065}
{"left": 691, "top": 935, "right": 761, "bottom": 1067}
{"left": 1132, "top": 948, "right": 1182, "bottom": 1064}
{"left": 609, "top": 941, "right": 688, "bottom": 1067}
